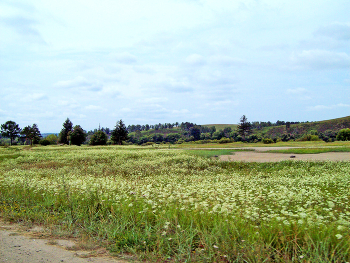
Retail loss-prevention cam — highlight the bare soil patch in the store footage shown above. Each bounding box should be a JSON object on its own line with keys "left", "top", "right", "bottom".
{"left": 219, "top": 151, "right": 350, "bottom": 162}
{"left": 0, "top": 219, "right": 130, "bottom": 263}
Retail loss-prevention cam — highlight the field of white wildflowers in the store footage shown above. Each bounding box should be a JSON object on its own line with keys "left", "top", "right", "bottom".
{"left": 1, "top": 145, "right": 349, "bottom": 262}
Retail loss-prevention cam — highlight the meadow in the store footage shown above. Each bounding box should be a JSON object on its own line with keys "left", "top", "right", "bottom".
{"left": 1, "top": 145, "right": 350, "bottom": 262}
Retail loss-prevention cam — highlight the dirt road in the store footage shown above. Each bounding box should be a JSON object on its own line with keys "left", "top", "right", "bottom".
{"left": 0, "top": 220, "right": 128, "bottom": 263}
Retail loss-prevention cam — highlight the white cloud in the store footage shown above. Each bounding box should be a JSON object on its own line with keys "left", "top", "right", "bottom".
{"left": 291, "top": 50, "right": 350, "bottom": 69}
{"left": 308, "top": 103, "right": 350, "bottom": 111}
{"left": 172, "top": 109, "right": 190, "bottom": 114}
{"left": 210, "top": 56, "right": 247, "bottom": 67}
{"left": 20, "top": 93, "right": 48, "bottom": 102}
{"left": 185, "top": 54, "right": 206, "bottom": 66}
{"left": 85, "top": 105, "right": 106, "bottom": 112}
{"left": 109, "top": 52, "right": 137, "bottom": 64}
{"left": 316, "top": 22, "right": 350, "bottom": 40}
{"left": 121, "top": 108, "right": 132, "bottom": 113}
{"left": 138, "top": 97, "right": 169, "bottom": 103}
{"left": 54, "top": 76, "right": 103, "bottom": 92}
{"left": 286, "top": 88, "right": 311, "bottom": 100}
{"left": 286, "top": 88, "right": 307, "bottom": 94}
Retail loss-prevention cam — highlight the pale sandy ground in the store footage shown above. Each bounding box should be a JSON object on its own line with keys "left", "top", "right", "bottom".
{"left": 0, "top": 220, "right": 130, "bottom": 263}
{"left": 219, "top": 151, "right": 350, "bottom": 162}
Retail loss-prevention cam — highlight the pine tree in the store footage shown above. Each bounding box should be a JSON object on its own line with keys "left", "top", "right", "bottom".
{"left": 58, "top": 118, "right": 73, "bottom": 144}
{"left": 21, "top": 124, "right": 42, "bottom": 145}
{"left": 237, "top": 115, "right": 252, "bottom": 140}
{"left": 1, "top": 120, "right": 21, "bottom": 145}
{"left": 111, "top": 119, "right": 129, "bottom": 145}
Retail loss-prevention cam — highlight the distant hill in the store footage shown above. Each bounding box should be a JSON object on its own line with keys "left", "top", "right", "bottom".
{"left": 259, "top": 116, "right": 350, "bottom": 138}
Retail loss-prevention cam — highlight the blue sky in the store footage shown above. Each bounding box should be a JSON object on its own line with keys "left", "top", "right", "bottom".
{"left": 1, "top": 0, "right": 350, "bottom": 132}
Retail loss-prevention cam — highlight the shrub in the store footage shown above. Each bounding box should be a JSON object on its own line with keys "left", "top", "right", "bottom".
{"left": 336, "top": 128, "right": 350, "bottom": 141}
{"left": 218, "top": 138, "right": 231, "bottom": 144}
{"left": 45, "top": 134, "right": 58, "bottom": 145}
{"left": 176, "top": 139, "right": 185, "bottom": 144}
{"left": 40, "top": 139, "right": 50, "bottom": 146}
{"left": 298, "top": 134, "right": 321, "bottom": 141}
{"left": 263, "top": 138, "right": 274, "bottom": 144}
{"left": 308, "top": 130, "right": 318, "bottom": 135}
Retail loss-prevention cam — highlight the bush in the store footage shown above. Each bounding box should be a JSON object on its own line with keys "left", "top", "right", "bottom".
{"left": 45, "top": 134, "right": 58, "bottom": 145}
{"left": 336, "top": 128, "right": 350, "bottom": 141}
{"left": 40, "top": 139, "right": 50, "bottom": 146}
{"left": 218, "top": 138, "right": 231, "bottom": 144}
{"left": 298, "top": 134, "right": 321, "bottom": 141}
{"left": 263, "top": 138, "right": 274, "bottom": 144}
{"left": 308, "top": 130, "right": 318, "bottom": 135}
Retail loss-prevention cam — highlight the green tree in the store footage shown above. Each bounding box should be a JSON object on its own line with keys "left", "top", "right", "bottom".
{"left": 1, "top": 120, "right": 21, "bottom": 145}
{"left": 69, "top": 125, "right": 87, "bottom": 146}
{"left": 111, "top": 119, "right": 129, "bottom": 145}
{"left": 90, "top": 130, "right": 107, "bottom": 145}
{"left": 190, "top": 126, "right": 201, "bottom": 141}
{"left": 21, "top": 124, "right": 42, "bottom": 145}
{"left": 45, "top": 134, "right": 58, "bottom": 145}
{"left": 336, "top": 128, "right": 350, "bottom": 141}
{"left": 58, "top": 118, "right": 73, "bottom": 144}
{"left": 237, "top": 115, "right": 252, "bottom": 141}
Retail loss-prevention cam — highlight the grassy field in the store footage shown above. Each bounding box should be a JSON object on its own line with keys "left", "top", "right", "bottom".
{"left": 1, "top": 145, "right": 350, "bottom": 262}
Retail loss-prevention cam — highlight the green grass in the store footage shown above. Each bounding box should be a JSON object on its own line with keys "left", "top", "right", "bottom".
{"left": 0, "top": 153, "right": 21, "bottom": 162}
{"left": 266, "top": 146, "right": 350, "bottom": 154}
{"left": 185, "top": 149, "right": 254, "bottom": 158}
{"left": 1, "top": 145, "right": 350, "bottom": 262}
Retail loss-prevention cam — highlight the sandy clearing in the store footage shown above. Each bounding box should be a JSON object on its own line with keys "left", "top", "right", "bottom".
{"left": 184, "top": 146, "right": 346, "bottom": 152}
{"left": 0, "top": 220, "right": 129, "bottom": 263}
{"left": 219, "top": 151, "right": 350, "bottom": 162}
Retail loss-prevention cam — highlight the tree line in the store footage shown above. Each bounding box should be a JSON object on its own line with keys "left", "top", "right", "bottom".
{"left": 0, "top": 119, "right": 129, "bottom": 146}
{"left": 1, "top": 116, "right": 349, "bottom": 146}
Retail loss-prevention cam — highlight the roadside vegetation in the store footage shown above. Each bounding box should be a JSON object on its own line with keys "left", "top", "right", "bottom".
{"left": 1, "top": 145, "right": 350, "bottom": 262}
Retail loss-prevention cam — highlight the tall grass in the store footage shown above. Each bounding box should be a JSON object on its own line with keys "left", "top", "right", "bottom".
{"left": 1, "top": 145, "right": 350, "bottom": 262}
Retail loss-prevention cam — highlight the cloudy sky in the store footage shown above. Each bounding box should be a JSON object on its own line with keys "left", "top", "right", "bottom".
{"left": 1, "top": 0, "right": 350, "bottom": 132}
